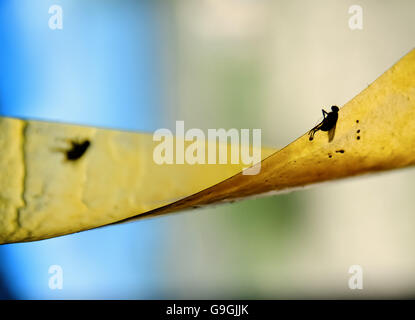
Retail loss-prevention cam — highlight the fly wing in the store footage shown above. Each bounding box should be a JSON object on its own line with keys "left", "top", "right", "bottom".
{"left": 328, "top": 122, "right": 337, "bottom": 142}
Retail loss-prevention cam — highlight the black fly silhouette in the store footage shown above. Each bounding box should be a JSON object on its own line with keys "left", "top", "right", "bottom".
{"left": 308, "top": 106, "right": 339, "bottom": 142}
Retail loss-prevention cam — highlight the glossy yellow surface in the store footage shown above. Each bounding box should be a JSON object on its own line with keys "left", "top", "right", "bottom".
{"left": 1, "top": 48, "right": 415, "bottom": 244}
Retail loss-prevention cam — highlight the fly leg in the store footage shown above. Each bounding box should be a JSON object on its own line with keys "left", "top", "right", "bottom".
{"left": 308, "top": 127, "right": 318, "bottom": 141}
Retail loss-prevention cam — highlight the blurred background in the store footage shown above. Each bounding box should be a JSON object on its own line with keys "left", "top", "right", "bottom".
{"left": 1, "top": 0, "right": 415, "bottom": 299}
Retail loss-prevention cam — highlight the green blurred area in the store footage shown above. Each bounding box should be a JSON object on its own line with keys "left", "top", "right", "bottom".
{"left": 158, "top": 0, "right": 415, "bottom": 298}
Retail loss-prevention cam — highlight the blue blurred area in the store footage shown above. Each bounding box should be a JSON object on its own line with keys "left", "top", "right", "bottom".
{"left": 0, "top": 0, "right": 166, "bottom": 299}
{"left": 0, "top": 0, "right": 161, "bottom": 131}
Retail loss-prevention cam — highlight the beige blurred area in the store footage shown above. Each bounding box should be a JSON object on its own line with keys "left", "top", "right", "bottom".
{"left": 156, "top": 0, "right": 415, "bottom": 298}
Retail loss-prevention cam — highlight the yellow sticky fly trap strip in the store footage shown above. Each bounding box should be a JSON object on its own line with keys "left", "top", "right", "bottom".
{"left": 1, "top": 48, "right": 415, "bottom": 244}
{"left": 0, "top": 117, "right": 275, "bottom": 244}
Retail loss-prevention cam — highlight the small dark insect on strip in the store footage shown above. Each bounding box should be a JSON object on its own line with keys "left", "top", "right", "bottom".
{"left": 308, "top": 106, "right": 339, "bottom": 142}
{"left": 65, "top": 140, "right": 91, "bottom": 161}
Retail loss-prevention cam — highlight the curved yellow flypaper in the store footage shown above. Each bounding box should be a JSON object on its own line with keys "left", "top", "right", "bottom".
{"left": 1, "top": 48, "right": 415, "bottom": 244}
{"left": 0, "top": 117, "right": 274, "bottom": 244}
